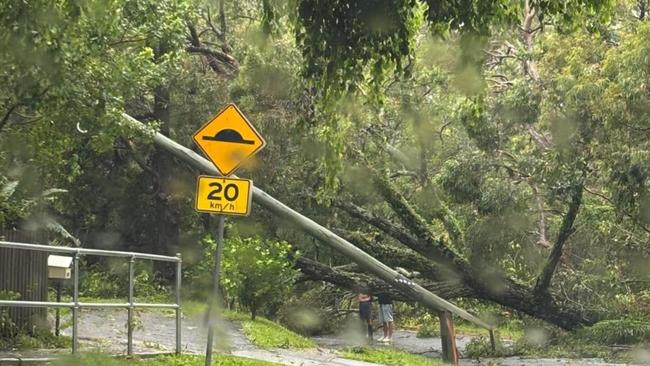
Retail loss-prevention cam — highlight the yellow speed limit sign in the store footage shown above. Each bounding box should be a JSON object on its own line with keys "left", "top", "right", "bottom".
{"left": 195, "top": 176, "right": 252, "bottom": 216}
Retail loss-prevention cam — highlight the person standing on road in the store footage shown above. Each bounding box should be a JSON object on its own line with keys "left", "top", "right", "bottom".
{"left": 377, "top": 291, "right": 394, "bottom": 343}
{"left": 358, "top": 292, "right": 373, "bottom": 343}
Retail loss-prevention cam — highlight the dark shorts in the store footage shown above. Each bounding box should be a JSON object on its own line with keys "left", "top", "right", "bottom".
{"left": 359, "top": 301, "right": 372, "bottom": 320}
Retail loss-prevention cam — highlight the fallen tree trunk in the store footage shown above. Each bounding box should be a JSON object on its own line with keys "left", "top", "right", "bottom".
{"left": 122, "top": 113, "right": 494, "bottom": 330}
{"left": 123, "top": 113, "right": 597, "bottom": 330}
{"left": 355, "top": 170, "right": 600, "bottom": 329}
{"left": 295, "top": 256, "right": 477, "bottom": 300}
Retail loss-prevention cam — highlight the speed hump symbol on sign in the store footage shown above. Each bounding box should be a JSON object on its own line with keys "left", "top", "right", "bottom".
{"left": 193, "top": 104, "right": 266, "bottom": 177}
{"left": 195, "top": 176, "right": 252, "bottom": 216}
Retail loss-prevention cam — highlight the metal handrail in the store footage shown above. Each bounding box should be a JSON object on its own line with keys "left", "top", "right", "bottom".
{"left": 0, "top": 241, "right": 182, "bottom": 356}
{"left": 0, "top": 240, "right": 180, "bottom": 262}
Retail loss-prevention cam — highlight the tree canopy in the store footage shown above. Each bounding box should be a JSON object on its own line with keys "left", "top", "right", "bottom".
{"left": 1, "top": 0, "right": 649, "bottom": 331}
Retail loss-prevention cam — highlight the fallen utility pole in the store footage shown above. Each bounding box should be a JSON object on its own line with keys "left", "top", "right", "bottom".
{"left": 122, "top": 113, "right": 494, "bottom": 331}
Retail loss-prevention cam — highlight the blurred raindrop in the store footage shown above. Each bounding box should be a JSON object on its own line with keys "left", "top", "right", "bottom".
{"left": 524, "top": 326, "right": 549, "bottom": 347}
{"left": 631, "top": 347, "right": 650, "bottom": 364}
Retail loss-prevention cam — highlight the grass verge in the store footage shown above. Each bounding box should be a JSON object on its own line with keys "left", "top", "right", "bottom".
{"left": 416, "top": 320, "right": 523, "bottom": 340}
{"left": 342, "top": 347, "right": 446, "bottom": 366}
{"left": 0, "top": 332, "right": 71, "bottom": 350}
{"left": 240, "top": 317, "right": 315, "bottom": 349}
{"left": 49, "top": 353, "right": 281, "bottom": 366}
{"left": 218, "top": 309, "right": 314, "bottom": 349}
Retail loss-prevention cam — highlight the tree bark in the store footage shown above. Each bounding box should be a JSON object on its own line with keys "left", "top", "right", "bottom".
{"left": 336, "top": 200, "right": 468, "bottom": 282}
{"left": 535, "top": 183, "right": 584, "bottom": 294}
{"left": 295, "top": 256, "right": 476, "bottom": 300}
{"left": 371, "top": 171, "right": 473, "bottom": 277}
{"left": 334, "top": 229, "right": 451, "bottom": 283}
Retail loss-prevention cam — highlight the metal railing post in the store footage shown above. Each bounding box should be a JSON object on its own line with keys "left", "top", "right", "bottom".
{"left": 205, "top": 215, "right": 225, "bottom": 366}
{"left": 489, "top": 329, "right": 497, "bottom": 352}
{"left": 72, "top": 251, "right": 80, "bottom": 354}
{"left": 0, "top": 241, "right": 214, "bottom": 358}
{"left": 127, "top": 255, "right": 135, "bottom": 356}
{"left": 175, "top": 253, "right": 182, "bottom": 355}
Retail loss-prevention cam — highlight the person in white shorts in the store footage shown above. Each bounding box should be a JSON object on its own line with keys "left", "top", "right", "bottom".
{"left": 377, "top": 292, "right": 393, "bottom": 343}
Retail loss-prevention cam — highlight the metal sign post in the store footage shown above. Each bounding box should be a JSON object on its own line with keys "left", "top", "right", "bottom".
{"left": 190, "top": 103, "right": 265, "bottom": 366}
{"left": 205, "top": 215, "right": 225, "bottom": 366}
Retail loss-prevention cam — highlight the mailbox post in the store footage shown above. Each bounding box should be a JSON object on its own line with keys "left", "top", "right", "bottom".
{"left": 48, "top": 255, "right": 72, "bottom": 336}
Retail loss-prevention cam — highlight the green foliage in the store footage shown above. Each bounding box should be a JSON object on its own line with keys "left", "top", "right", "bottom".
{"left": 416, "top": 322, "right": 440, "bottom": 338}
{"left": 1, "top": 0, "right": 648, "bottom": 339}
{"left": 465, "top": 319, "right": 650, "bottom": 360}
{"left": 435, "top": 157, "right": 485, "bottom": 204}
{"left": 415, "top": 313, "right": 440, "bottom": 338}
{"left": 221, "top": 236, "right": 298, "bottom": 320}
{"left": 0, "top": 290, "right": 19, "bottom": 335}
{"left": 276, "top": 285, "right": 345, "bottom": 336}
{"left": 296, "top": 0, "right": 423, "bottom": 93}
{"left": 0, "top": 328, "right": 71, "bottom": 350}
{"left": 578, "top": 319, "right": 650, "bottom": 345}
{"left": 186, "top": 233, "right": 298, "bottom": 320}
{"left": 295, "top": 0, "right": 612, "bottom": 96}
{"left": 51, "top": 353, "right": 128, "bottom": 366}
{"left": 342, "top": 347, "right": 446, "bottom": 366}
{"left": 143, "top": 354, "right": 281, "bottom": 366}
{"left": 241, "top": 316, "right": 315, "bottom": 349}
{"left": 457, "top": 98, "right": 499, "bottom": 151}
{"left": 465, "top": 335, "right": 513, "bottom": 358}
{"left": 0, "top": 0, "right": 186, "bottom": 159}
{"left": 79, "top": 262, "right": 167, "bottom": 302}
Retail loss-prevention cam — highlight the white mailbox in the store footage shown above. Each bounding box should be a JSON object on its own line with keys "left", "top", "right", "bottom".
{"left": 48, "top": 255, "right": 73, "bottom": 279}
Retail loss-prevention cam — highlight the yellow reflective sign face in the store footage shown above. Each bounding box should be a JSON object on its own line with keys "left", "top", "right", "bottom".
{"left": 193, "top": 104, "right": 266, "bottom": 176}
{"left": 195, "top": 176, "right": 252, "bottom": 216}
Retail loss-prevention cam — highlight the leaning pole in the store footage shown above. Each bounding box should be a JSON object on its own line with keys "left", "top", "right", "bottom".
{"left": 121, "top": 113, "right": 493, "bottom": 330}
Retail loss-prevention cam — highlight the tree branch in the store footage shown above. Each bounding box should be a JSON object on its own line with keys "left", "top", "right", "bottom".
{"left": 0, "top": 103, "right": 18, "bottom": 133}
{"left": 583, "top": 186, "right": 650, "bottom": 235}
{"left": 219, "top": 0, "right": 227, "bottom": 44}
{"left": 294, "top": 256, "right": 476, "bottom": 300}
{"left": 335, "top": 201, "right": 430, "bottom": 256}
{"left": 186, "top": 45, "right": 238, "bottom": 72}
{"left": 381, "top": 144, "right": 465, "bottom": 246}
{"left": 531, "top": 184, "right": 551, "bottom": 249}
{"left": 334, "top": 229, "right": 448, "bottom": 282}
{"left": 521, "top": 0, "right": 540, "bottom": 80}
{"left": 186, "top": 20, "right": 237, "bottom": 75}
{"left": 370, "top": 170, "right": 471, "bottom": 273}
{"left": 535, "top": 182, "right": 584, "bottom": 294}
{"left": 126, "top": 140, "right": 160, "bottom": 182}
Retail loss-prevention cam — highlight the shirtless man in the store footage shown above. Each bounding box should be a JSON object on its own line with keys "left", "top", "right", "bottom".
{"left": 358, "top": 292, "right": 373, "bottom": 343}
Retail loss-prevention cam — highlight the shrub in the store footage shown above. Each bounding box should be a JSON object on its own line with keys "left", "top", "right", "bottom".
{"left": 79, "top": 262, "right": 167, "bottom": 301}
{"left": 416, "top": 313, "right": 440, "bottom": 338}
{"left": 578, "top": 319, "right": 650, "bottom": 345}
{"left": 221, "top": 236, "right": 298, "bottom": 320}
{"left": 464, "top": 334, "right": 513, "bottom": 358}
{"left": 0, "top": 290, "right": 19, "bottom": 335}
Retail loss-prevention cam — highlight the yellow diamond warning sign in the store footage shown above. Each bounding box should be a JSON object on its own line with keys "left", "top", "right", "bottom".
{"left": 195, "top": 176, "right": 252, "bottom": 216}
{"left": 193, "top": 104, "right": 265, "bottom": 176}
